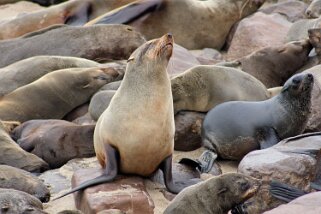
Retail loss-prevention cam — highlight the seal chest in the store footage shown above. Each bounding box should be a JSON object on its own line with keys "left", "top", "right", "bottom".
{"left": 94, "top": 34, "right": 175, "bottom": 176}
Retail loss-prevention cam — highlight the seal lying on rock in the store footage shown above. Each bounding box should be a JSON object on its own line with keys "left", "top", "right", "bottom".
{"left": 164, "top": 173, "right": 260, "bottom": 214}
{"left": 55, "top": 34, "right": 199, "bottom": 200}
{"left": 86, "top": 0, "right": 265, "bottom": 49}
{"left": 0, "top": 67, "right": 111, "bottom": 122}
{"left": 171, "top": 65, "right": 269, "bottom": 114}
{"left": 182, "top": 73, "right": 314, "bottom": 173}
{"left": 0, "top": 56, "right": 99, "bottom": 97}
{"left": 0, "top": 165, "right": 50, "bottom": 202}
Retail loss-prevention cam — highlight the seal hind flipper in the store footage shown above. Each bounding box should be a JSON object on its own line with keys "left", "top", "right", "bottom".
{"left": 179, "top": 150, "right": 217, "bottom": 173}
{"left": 53, "top": 144, "right": 118, "bottom": 200}
{"left": 161, "top": 155, "right": 201, "bottom": 194}
{"left": 259, "top": 128, "right": 280, "bottom": 149}
{"left": 65, "top": 3, "right": 92, "bottom": 26}
{"left": 85, "top": 0, "right": 164, "bottom": 26}
{"left": 269, "top": 180, "right": 308, "bottom": 202}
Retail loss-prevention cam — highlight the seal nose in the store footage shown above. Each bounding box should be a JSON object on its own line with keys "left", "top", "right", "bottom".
{"left": 306, "top": 10, "right": 311, "bottom": 17}
{"left": 307, "top": 73, "right": 313, "bottom": 80}
{"left": 167, "top": 33, "right": 173, "bottom": 39}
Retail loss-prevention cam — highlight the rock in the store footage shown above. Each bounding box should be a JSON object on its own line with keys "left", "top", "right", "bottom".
{"left": 264, "top": 192, "right": 321, "bottom": 214}
{"left": 189, "top": 48, "right": 223, "bottom": 65}
{"left": 167, "top": 44, "right": 201, "bottom": 76}
{"left": 227, "top": 12, "right": 292, "bottom": 60}
{"left": 0, "top": 188, "right": 46, "bottom": 213}
{"left": 72, "top": 168, "right": 154, "bottom": 214}
{"left": 0, "top": 165, "right": 50, "bottom": 202}
{"left": 174, "top": 111, "right": 204, "bottom": 151}
{"left": 302, "top": 65, "right": 321, "bottom": 131}
{"left": 260, "top": 0, "right": 308, "bottom": 22}
{"left": 238, "top": 133, "right": 321, "bottom": 213}
{"left": 12, "top": 119, "right": 96, "bottom": 168}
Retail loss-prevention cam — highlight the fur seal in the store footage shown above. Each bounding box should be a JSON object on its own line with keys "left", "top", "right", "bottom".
{"left": 0, "top": 121, "right": 49, "bottom": 172}
{"left": 12, "top": 119, "right": 95, "bottom": 168}
{"left": 12, "top": 120, "right": 95, "bottom": 169}
{"left": 171, "top": 65, "right": 269, "bottom": 114}
{"left": 201, "top": 73, "right": 313, "bottom": 162}
{"left": 236, "top": 39, "right": 312, "bottom": 88}
{"left": 0, "top": 165, "right": 50, "bottom": 202}
{"left": 164, "top": 173, "right": 260, "bottom": 214}
{"left": 86, "top": 0, "right": 265, "bottom": 49}
{"left": 306, "top": 0, "right": 321, "bottom": 18}
{"left": 55, "top": 34, "right": 199, "bottom": 199}
{"left": 0, "top": 56, "right": 99, "bottom": 97}
{"left": 0, "top": 67, "right": 111, "bottom": 122}
{"left": 0, "top": 188, "right": 45, "bottom": 214}
{"left": 89, "top": 90, "right": 116, "bottom": 121}
{"left": 0, "top": 24, "right": 145, "bottom": 68}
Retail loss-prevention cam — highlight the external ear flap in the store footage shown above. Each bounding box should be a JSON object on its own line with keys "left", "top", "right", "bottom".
{"left": 217, "top": 187, "right": 228, "bottom": 195}
{"left": 277, "top": 47, "right": 286, "bottom": 53}
{"left": 82, "top": 84, "right": 90, "bottom": 89}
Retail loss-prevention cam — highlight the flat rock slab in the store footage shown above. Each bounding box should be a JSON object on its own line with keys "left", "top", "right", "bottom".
{"left": 72, "top": 168, "right": 154, "bottom": 214}
{"left": 264, "top": 192, "right": 321, "bottom": 214}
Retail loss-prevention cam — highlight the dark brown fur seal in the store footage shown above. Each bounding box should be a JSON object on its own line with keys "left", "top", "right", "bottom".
{"left": 0, "top": 56, "right": 99, "bottom": 97}
{"left": 86, "top": 0, "right": 265, "bottom": 49}
{"left": 0, "top": 121, "right": 49, "bottom": 172}
{"left": 0, "top": 165, "right": 50, "bottom": 202}
{"left": 236, "top": 39, "right": 312, "bottom": 88}
{"left": 55, "top": 34, "right": 199, "bottom": 200}
{"left": 164, "top": 173, "right": 260, "bottom": 214}
{"left": 0, "top": 24, "right": 145, "bottom": 68}
{"left": 202, "top": 73, "right": 313, "bottom": 161}
{"left": 12, "top": 119, "right": 95, "bottom": 168}
{"left": 0, "top": 67, "right": 110, "bottom": 122}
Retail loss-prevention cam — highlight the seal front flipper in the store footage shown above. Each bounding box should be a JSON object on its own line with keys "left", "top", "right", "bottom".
{"left": 269, "top": 180, "right": 308, "bottom": 202}
{"left": 85, "top": 0, "right": 164, "bottom": 26}
{"left": 160, "top": 155, "right": 200, "bottom": 194}
{"left": 259, "top": 128, "right": 280, "bottom": 149}
{"left": 53, "top": 144, "right": 118, "bottom": 200}
{"left": 179, "top": 150, "right": 217, "bottom": 173}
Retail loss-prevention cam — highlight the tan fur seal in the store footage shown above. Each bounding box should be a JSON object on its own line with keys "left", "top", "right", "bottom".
{"left": 306, "top": 0, "right": 321, "bottom": 18}
{"left": 164, "top": 173, "right": 260, "bottom": 214}
{"left": 89, "top": 90, "right": 116, "bottom": 121}
{"left": 0, "top": 121, "right": 49, "bottom": 172}
{"left": 55, "top": 34, "right": 199, "bottom": 200}
{"left": 0, "top": 56, "right": 99, "bottom": 97}
{"left": 0, "top": 188, "right": 45, "bottom": 214}
{"left": 0, "top": 0, "right": 137, "bottom": 40}
{"left": 236, "top": 39, "right": 312, "bottom": 88}
{"left": 12, "top": 119, "right": 95, "bottom": 168}
{"left": 0, "top": 165, "right": 50, "bottom": 202}
{"left": 0, "top": 67, "right": 111, "bottom": 122}
{"left": 0, "top": 24, "right": 145, "bottom": 68}
{"left": 85, "top": 0, "right": 265, "bottom": 49}
{"left": 171, "top": 65, "right": 269, "bottom": 114}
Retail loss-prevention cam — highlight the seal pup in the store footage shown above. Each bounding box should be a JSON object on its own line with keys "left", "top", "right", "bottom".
{"left": 55, "top": 34, "right": 199, "bottom": 200}
{"left": 171, "top": 65, "right": 270, "bottom": 114}
{"left": 182, "top": 73, "right": 314, "bottom": 172}
{"left": 0, "top": 67, "right": 110, "bottom": 122}
{"left": 164, "top": 173, "right": 260, "bottom": 214}
{"left": 86, "top": 0, "right": 265, "bottom": 49}
{"left": 0, "top": 56, "right": 99, "bottom": 97}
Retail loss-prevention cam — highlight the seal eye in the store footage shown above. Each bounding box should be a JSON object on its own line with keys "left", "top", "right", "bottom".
{"left": 94, "top": 75, "right": 107, "bottom": 81}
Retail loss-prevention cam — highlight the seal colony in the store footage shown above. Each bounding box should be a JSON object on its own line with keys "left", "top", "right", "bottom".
{"left": 55, "top": 34, "right": 198, "bottom": 199}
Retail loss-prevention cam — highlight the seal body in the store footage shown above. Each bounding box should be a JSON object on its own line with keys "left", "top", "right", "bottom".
{"left": 171, "top": 65, "right": 269, "bottom": 114}
{"left": 94, "top": 34, "right": 174, "bottom": 176}
{"left": 164, "top": 173, "right": 260, "bottom": 214}
{"left": 0, "top": 67, "right": 110, "bottom": 122}
{"left": 0, "top": 56, "right": 99, "bottom": 97}
{"left": 202, "top": 73, "right": 314, "bottom": 160}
